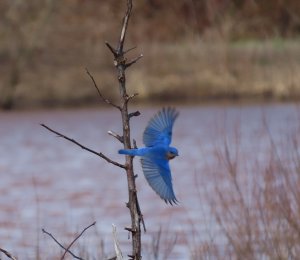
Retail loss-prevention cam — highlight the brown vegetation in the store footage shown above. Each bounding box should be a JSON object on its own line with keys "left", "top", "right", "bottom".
{"left": 192, "top": 120, "right": 300, "bottom": 259}
{"left": 1, "top": 1, "right": 300, "bottom": 109}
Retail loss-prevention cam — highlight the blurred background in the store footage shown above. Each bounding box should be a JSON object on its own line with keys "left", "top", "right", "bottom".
{"left": 1, "top": 1, "right": 300, "bottom": 259}
{"left": 1, "top": 0, "right": 300, "bottom": 109}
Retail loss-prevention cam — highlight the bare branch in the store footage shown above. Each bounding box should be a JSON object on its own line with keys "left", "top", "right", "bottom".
{"left": 133, "top": 139, "right": 138, "bottom": 149}
{"left": 61, "top": 221, "right": 96, "bottom": 260}
{"left": 40, "top": 124, "right": 126, "bottom": 169}
{"left": 42, "top": 229, "right": 83, "bottom": 260}
{"left": 125, "top": 93, "right": 139, "bottom": 105}
{"left": 0, "top": 247, "right": 17, "bottom": 260}
{"left": 125, "top": 54, "right": 143, "bottom": 69}
{"left": 107, "top": 0, "right": 143, "bottom": 258}
{"left": 107, "top": 257, "right": 117, "bottom": 260}
{"left": 124, "top": 46, "right": 137, "bottom": 54}
{"left": 135, "top": 194, "right": 146, "bottom": 233}
{"left": 105, "top": 41, "right": 117, "bottom": 57}
{"left": 108, "top": 130, "right": 124, "bottom": 143}
{"left": 117, "top": 0, "right": 133, "bottom": 53}
{"left": 86, "top": 68, "right": 121, "bottom": 110}
{"left": 129, "top": 110, "right": 140, "bottom": 119}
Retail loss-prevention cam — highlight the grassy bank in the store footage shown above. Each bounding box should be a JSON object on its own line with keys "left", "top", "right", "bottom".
{"left": 129, "top": 38, "right": 300, "bottom": 102}
{"left": 1, "top": 38, "right": 300, "bottom": 109}
{"left": 1, "top": 0, "right": 300, "bottom": 109}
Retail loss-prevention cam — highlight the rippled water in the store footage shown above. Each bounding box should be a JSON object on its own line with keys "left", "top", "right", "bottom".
{"left": 0, "top": 104, "right": 298, "bottom": 259}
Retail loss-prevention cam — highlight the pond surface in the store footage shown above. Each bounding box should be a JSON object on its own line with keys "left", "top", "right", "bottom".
{"left": 0, "top": 104, "right": 298, "bottom": 259}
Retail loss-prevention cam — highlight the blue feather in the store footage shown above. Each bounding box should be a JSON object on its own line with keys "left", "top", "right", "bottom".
{"left": 119, "top": 107, "right": 179, "bottom": 205}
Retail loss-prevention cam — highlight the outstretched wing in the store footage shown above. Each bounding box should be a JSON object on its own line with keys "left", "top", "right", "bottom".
{"left": 141, "top": 156, "right": 178, "bottom": 205}
{"left": 143, "top": 107, "right": 179, "bottom": 147}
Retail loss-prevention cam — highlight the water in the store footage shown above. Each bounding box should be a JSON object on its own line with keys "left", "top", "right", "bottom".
{"left": 0, "top": 104, "right": 298, "bottom": 259}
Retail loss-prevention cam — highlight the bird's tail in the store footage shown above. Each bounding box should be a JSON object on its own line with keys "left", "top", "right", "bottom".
{"left": 118, "top": 149, "right": 139, "bottom": 156}
{"left": 118, "top": 148, "right": 148, "bottom": 156}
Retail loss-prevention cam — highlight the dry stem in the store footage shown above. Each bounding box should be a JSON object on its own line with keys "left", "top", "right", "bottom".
{"left": 40, "top": 124, "right": 125, "bottom": 169}
{"left": 105, "top": 0, "right": 144, "bottom": 258}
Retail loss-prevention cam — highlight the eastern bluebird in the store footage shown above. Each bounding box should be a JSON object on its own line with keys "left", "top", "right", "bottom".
{"left": 119, "top": 107, "right": 179, "bottom": 205}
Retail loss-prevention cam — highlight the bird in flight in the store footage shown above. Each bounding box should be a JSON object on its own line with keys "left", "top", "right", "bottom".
{"left": 119, "top": 107, "right": 179, "bottom": 205}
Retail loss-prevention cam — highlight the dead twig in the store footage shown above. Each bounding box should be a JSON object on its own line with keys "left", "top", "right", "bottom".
{"left": 42, "top": 229, "right": 83, "bottom": 260}
{"left": 61, "top": 221, "right": 96, "bottom": 260}
{"left": 108, "top": 130, "right": 124, "bottom": 143}
{"left": 136, "top": 196, "right": 146, "bottom": 233}
{"left": 129, "top": 111, "right": 141, "bottom": 119}
{"left": 132, "top": 139, "right": 138, "bottom": 149}
{"left": 117, "top": 0, "right": 132, "bottom": 53}
{"left": 126, "top": 93, "right": 139, "bottom": 103}
{"left": 40, "top": 124, "right": 126, "bottom": 169}
{"left": 105, "top": 41, "right": 117, "bottom": 58}
{"left": 125, "top": 54, "right": 143, "bottom": 69}
{"left": 85, "top": 68, "right": 121, "bottom": 110}
{"left": 0, "top": 247, "right": 17, "bottom": 260}
{"left": 124, "top": 46, "right": 137, "bottom": 54}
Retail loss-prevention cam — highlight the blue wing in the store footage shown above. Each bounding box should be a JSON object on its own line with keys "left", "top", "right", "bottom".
{"left": 141, "top": 156, "right": 178, "bottom": 205}
{"left": 143, "top": 107, "right": 179, "bottom": 147}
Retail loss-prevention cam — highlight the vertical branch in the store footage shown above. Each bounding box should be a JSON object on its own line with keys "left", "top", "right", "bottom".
{"left": 106, "top": 0, "right": 143, "bottom": 259}
{"left": 117, "top": 0, "right": 132, "bottom": 53}
{"left": 41, "top": 0, "right": 142, "bottom": 259}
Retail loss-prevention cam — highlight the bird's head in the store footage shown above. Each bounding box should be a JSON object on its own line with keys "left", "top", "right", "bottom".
{"left": 166, "top": 147, "right": 179, "bottom": 160}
